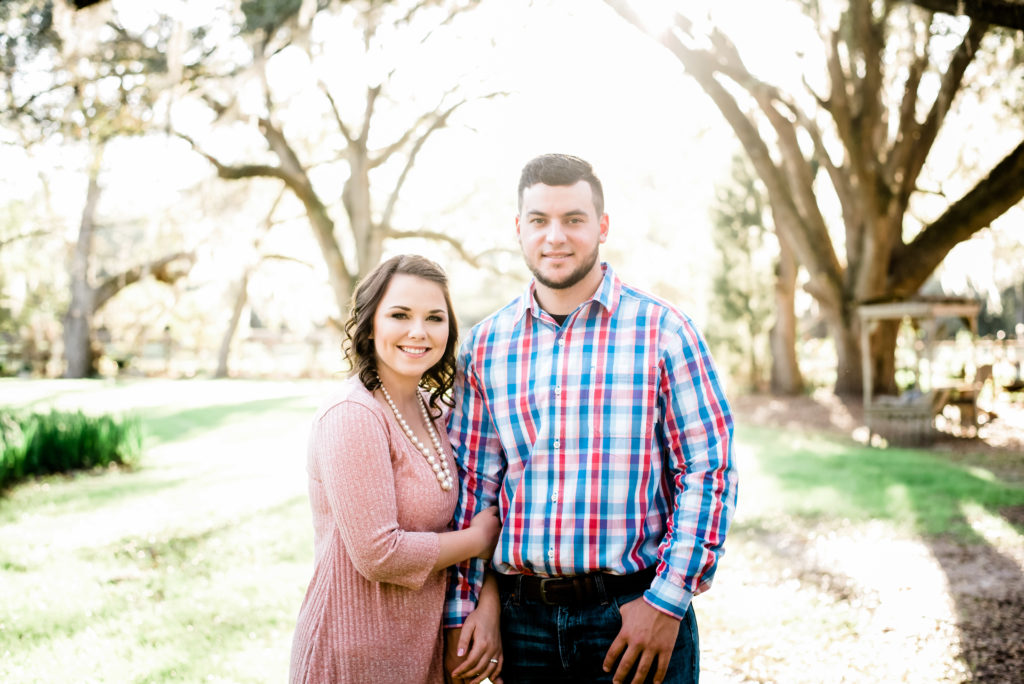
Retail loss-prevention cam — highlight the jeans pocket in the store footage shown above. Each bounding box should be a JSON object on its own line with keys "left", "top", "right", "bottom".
{"left": 610, "top": 588, "right": 648, "bottom": 620}
{"left": 500, "top": 588, "right": 517, "bottom": 611}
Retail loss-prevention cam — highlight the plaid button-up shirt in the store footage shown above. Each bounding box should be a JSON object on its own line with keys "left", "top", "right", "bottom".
{"left": 444, "top": 264, "right": 736, "bottom": 626}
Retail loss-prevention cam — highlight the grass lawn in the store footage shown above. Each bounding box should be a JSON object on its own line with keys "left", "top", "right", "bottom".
{"left": 1, "top": 378, "right": 330, "bottom": 683}
{"left": 736, "top": 425, "right": 1023, "bottom": 539}
{"left": 2, "top": 379, "right": 1021, "bottom": 682}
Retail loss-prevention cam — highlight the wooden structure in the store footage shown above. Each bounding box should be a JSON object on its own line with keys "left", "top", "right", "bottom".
{"left": 858, "top": 298, "right": 982, "bottom": 445}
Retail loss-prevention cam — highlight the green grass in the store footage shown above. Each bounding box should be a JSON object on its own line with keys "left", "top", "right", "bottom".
{"left": 0, "top": 378, "right": 328, "bottom": 683}
{"left": 735, "top": 424, "right": 1024, "bottom": 539}
{"left": 0, "top": 379, "right": 1021, "bottom": 682}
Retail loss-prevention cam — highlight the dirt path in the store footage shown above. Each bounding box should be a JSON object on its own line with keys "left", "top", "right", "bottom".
{"left": 703, "top": 392, "right": 1024, "bottom": 683}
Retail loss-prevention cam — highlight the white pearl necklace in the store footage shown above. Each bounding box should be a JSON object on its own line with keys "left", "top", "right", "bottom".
{"left": 377, "top": 379, "right": 454, "bottom": 492}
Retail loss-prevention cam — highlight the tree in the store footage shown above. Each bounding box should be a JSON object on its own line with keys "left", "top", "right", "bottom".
{"left": 179, "top": 0, "right": 504, "bottom": 324}
{"left": 1, "top": 0, "right": 195, "bottom": 377}
{"left": 707, "top": 153, "right": 805, "bottom": 394}
{"left": 606, "top": 0, "right": 1024, "bottom": 395}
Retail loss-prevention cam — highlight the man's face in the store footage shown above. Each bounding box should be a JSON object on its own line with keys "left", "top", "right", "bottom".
{"left": 516, "top": 181, "right": 608, "bottom": 291}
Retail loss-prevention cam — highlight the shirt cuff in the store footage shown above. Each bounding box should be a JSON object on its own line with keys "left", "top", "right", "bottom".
{"left": 442, "top": 603, "right": 471, "bottom": 629}
{"left": 643, "top": 573, "right": 692, "bottom": 620}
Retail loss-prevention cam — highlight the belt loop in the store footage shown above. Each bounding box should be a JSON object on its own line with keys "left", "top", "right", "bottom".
{"left": 593, "top": 572, "right": 610, "bottom": 605}
{"left": 513, "top": 573, "right": 523, "bottom": 607}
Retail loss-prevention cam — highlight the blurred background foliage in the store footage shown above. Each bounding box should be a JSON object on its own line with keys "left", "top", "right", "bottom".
{"left": 0, "top": 0, "right": 1021, "bottom": 396}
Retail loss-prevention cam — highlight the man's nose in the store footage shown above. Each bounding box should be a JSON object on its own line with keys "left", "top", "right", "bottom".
{"left": 544, "top": 220, "right": 566, "bottom": 244}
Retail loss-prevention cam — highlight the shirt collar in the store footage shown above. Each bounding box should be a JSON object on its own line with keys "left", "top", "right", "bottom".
{"left": 514, "top": 262, "right": 621, "bottom": 325}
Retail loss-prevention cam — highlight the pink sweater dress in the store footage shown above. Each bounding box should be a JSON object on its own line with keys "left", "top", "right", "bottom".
{"left": 289, "top": 376, "right": 458, "bottom": 684}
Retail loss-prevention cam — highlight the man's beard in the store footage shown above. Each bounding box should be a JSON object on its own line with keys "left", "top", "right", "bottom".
{"left": 527, "top": 243, "right": 600, "bottom": 291}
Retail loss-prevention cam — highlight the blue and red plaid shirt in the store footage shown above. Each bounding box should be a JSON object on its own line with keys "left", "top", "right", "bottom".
{"left": 444, "top": 264, "right": 737, "bottom": 626}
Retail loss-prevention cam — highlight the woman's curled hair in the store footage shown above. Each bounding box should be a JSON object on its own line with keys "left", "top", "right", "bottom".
{"left": 342, "top": 254, "right": 458, "bottom": 417}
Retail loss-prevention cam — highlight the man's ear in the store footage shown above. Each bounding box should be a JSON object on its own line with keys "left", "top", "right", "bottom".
{"left": 599, "top": 213, "right": 609, "bottom": 243}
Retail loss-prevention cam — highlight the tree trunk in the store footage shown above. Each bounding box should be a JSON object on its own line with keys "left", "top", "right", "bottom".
{"left": 830, "top": 307, "right": 863, "bottom": 397}
{"left": 770, "top": 239, "right": 805, "bottom": 395}
{"left": 602, "top": 0, "right": 1022, "bottom": 400}
{"left": 870, "top": 319, "right": 901, "bottom": 395}
{"left": 62, "top": 151, "right": 102, "bottom": 378}
{"left": 215, "top": 271, "right": 251, "bottom": 379}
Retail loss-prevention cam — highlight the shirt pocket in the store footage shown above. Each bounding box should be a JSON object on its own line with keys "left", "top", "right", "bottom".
{"left": 594, "top": 364, "right": 659, "bottom": 455}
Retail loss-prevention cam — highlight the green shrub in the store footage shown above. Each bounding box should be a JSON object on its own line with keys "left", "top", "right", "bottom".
{"left": 0, "top": 409, "right": 142, "bottom": 490}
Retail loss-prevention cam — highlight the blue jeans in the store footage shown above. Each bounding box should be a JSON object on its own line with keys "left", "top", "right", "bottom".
{"left": 499, "top": 586, "right": 699, "bottom": 683}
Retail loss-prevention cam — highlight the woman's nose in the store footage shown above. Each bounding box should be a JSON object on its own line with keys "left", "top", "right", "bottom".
{"left": 408, "top": 319, "right": 427, "bottom": 338}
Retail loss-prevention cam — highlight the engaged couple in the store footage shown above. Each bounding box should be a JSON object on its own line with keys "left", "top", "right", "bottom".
{"left": 288, "top": 154, "right": 737, "bottom": 684}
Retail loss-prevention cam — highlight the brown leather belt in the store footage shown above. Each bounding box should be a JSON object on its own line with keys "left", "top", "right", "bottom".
{"left": 497, "top": 566, "right": 657, "bottom": 607}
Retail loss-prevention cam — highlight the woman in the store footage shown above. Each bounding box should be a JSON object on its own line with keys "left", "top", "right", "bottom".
{"left": 289, "top": 255, "right": 503, "bottom": 684}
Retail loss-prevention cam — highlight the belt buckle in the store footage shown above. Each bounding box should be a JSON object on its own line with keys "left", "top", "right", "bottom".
{"left": 537, "top": 577, "right": 560, "bottom": 605}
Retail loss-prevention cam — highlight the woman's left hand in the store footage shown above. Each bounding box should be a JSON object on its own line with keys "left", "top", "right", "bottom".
{"left": 449, "top": 605, "right": 502, "bottom": 684}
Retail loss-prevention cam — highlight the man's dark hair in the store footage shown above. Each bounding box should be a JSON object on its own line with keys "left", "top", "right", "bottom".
{"left": 517, "top": 154, "right": 604, "bottom": 217}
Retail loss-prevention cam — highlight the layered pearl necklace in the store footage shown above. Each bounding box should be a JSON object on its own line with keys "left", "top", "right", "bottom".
{"left": 377, "top": 378, "right": 454, "bottom": 492}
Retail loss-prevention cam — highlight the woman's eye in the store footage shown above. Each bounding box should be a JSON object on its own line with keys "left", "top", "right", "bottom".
{"left": 391, "top": 312, "right": 408, "bottom": 319}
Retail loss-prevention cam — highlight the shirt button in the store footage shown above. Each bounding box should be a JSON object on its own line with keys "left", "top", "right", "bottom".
{"left": 548, "top": 549, "right": 555, "bottom": 558}
{"left": 555, "top": 386, "right": 561, "bottom": 395}
{"left": 553, "top": 439, "right": 560, "bottom": 448}
{"left": 558, "top": 338, "right": 565, "bottom": 345}
{"left": 551, "top": 491, "right": 558, "bottom": 502}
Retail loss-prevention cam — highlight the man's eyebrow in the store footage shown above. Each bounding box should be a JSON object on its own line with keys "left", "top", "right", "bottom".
{"left": 526, "top": 209, "right": 588, "bottom": 216}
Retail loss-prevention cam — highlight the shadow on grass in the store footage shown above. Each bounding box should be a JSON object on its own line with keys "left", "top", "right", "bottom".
{"left": 11, "top": 495, "right": 309, "bottom": 667}
{"left": 78, "top": 495, "right": 309, "bottom": 681}
{"left": 79, "top": 493, "right": 308, "bottom": 570}
{"left": 0, "top": 471, "right": 189, "bottom": 525}
{"left": 141, "top": 395, "right": 315, "bottom": 446}
{"left": 743, "top": 425, "right": 1024, "bottom": 680}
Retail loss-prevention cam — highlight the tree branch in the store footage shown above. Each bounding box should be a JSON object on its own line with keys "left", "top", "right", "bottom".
{"left": 379, "top": 90, "right": 506, "bottom": 229}
{"left": 901, "top": 19, "right": 988, "bottom": 200}
{"left": 369, "top": 84, "right": 459, "bottom": 169}
{"left": 383, "top": 226, "right": 511, "bottom": 272}
{"left": 908, "top": 0, "right": 1024, "bottom": 29}
{"left": 93, "top": 251, "right": 195, "bottom": 311}
{"left": 319, "top": 80, "right": 355, "bottom": 144}
{"left": 890, "top": 137, "right": 1024, "bottom": 295}
{"left": 175, "top": 130, "right": 291, "bottom": 182}
{"left": 358, "top": 84, "right": 381, "bottom": 145}
{"left": 0, "top": 229, "right": 51, "bottom": 251}
{"left": 885, "top": 41, "right": 930, "bottom": 189}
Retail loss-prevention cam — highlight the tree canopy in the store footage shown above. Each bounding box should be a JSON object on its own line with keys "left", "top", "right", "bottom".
{"left": 607, "top": 0, "right": 1024, "bottom": 394}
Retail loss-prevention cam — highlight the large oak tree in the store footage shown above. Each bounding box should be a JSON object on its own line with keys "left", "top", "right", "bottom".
{"left": 607, "top": 0, "right": 1024, "bottom": 395}
{"left": 180, "top": 0, "right": 503, "bottom": 324}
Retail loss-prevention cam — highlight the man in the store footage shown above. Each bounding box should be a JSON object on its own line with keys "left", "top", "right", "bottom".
{"left": 444, "top": 154, "right": 737, "bottom": 684}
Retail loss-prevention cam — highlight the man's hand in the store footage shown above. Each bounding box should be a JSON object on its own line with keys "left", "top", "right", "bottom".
{"left": 602, "top": 597, "right": 681, "bottom": 684}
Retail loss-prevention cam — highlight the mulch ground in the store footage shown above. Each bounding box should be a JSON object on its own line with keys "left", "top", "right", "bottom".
{"left": 715, "top": 391, "right": 1024, "bottom": 684}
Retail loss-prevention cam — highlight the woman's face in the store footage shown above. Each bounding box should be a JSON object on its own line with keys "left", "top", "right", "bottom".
{"left": 371, "top": 273, "right": 450, "bottom": 387}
